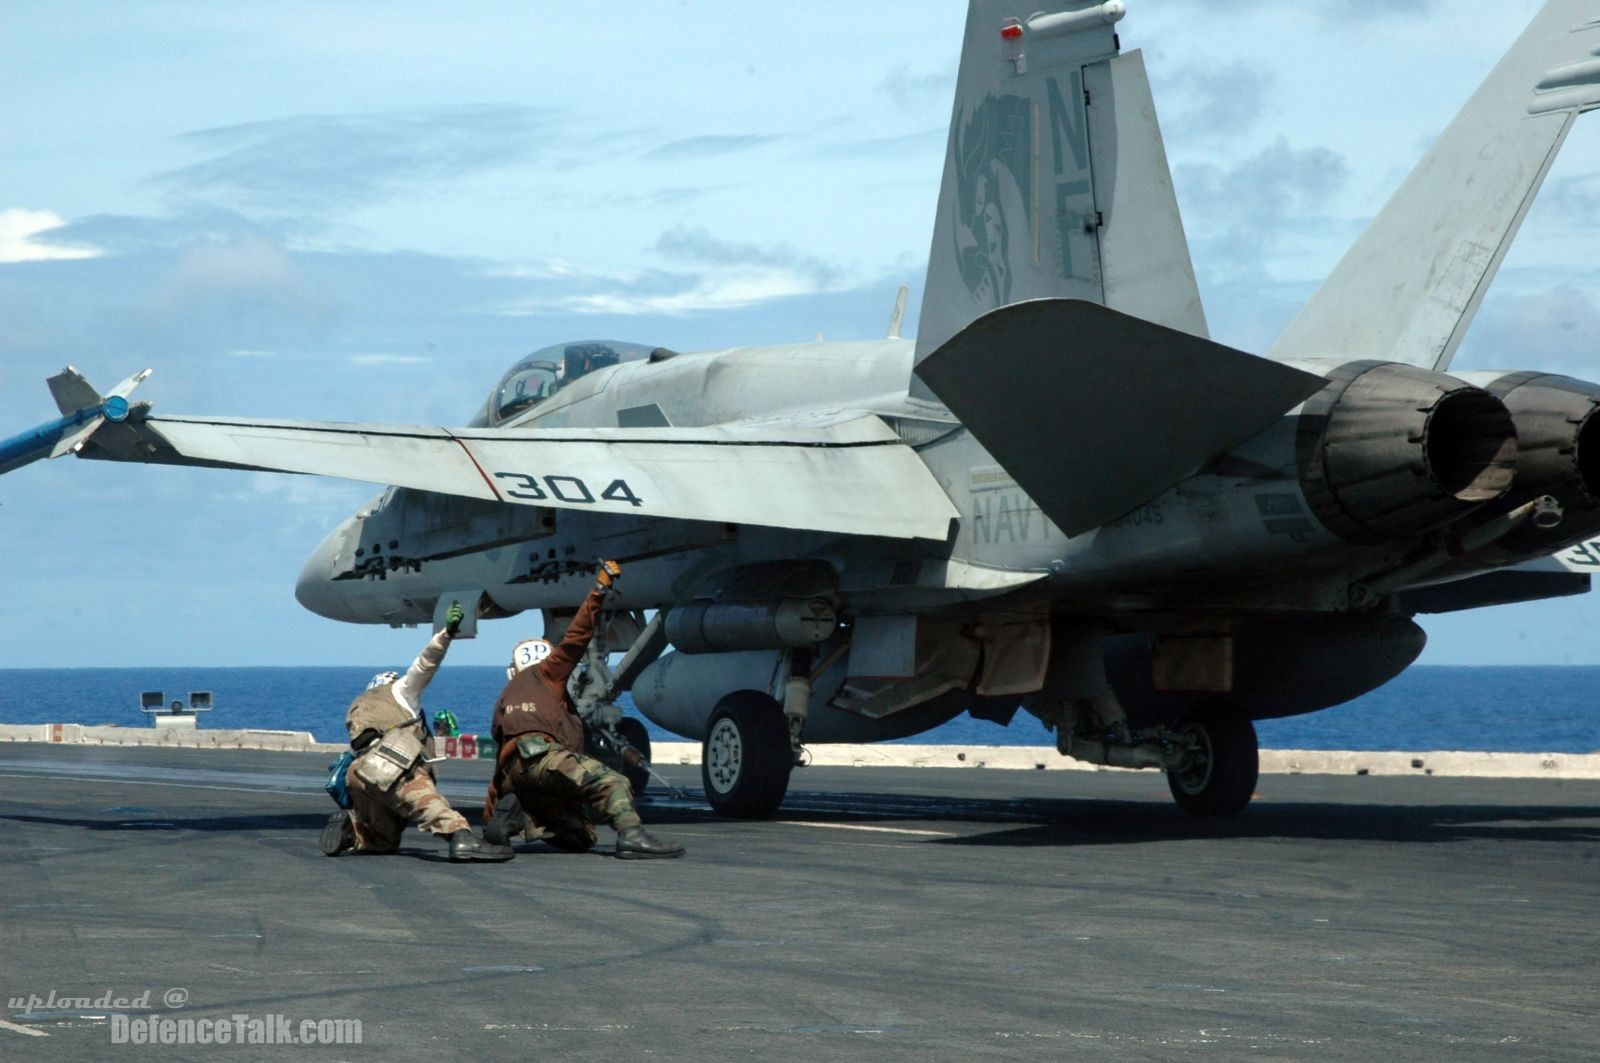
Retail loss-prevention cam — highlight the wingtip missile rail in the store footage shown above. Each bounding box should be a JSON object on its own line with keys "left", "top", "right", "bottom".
{"left": 1, "top": 367, "right": 151, "bottom": 476}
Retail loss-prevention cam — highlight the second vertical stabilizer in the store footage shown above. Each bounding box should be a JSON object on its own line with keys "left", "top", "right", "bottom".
{"left": 1268, "top": 1, "right": 1600, "bottom": 372}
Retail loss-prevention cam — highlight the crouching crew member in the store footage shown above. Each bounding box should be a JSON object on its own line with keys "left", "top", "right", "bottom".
{"left": 321, "top": 602, "right": 513, "bottom": 862}
{"left": 484, "top": 561, "right": 685, "bottom": 859}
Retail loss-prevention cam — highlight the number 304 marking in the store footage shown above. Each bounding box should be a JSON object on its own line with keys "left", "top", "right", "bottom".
{"left": 493, "top": 472, "right": 644, "bottom": 507}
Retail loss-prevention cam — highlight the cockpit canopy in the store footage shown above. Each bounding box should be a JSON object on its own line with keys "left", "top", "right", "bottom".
{"left": 476, "top": 340, "right": 660, "bottom": 426}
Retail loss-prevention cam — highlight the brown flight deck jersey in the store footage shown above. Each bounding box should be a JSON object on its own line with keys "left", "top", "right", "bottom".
{"left": 491, "top": 583, "right": 606, "bottom": 751}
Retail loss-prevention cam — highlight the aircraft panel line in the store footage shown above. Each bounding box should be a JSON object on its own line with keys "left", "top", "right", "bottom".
{"left": 153, "top": 416, "right": 911, "bottom": 451}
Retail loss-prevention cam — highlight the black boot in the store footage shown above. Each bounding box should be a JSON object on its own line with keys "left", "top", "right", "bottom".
{"left": 319, "top": 810, "right": 354, "bottom": 856}
{"left": 483, "top": 793, "right": 527, "bottom": 846}
{"left": 448, "top": 829, "right": 514, "bottom": 862}
{"left": 616, "top": 825, "right": 685, "bottom": 859}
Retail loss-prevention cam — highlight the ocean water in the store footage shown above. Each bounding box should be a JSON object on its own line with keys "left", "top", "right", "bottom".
{"left": 2, "top": 666, "right": 1597, "bottom": 753}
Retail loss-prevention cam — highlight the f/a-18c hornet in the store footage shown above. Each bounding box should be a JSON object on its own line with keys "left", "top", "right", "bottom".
{"left": 12, "top": 0, "right": 1600, "bottom": 818}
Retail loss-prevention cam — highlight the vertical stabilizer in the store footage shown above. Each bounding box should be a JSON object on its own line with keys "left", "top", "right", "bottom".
{"left": 1269, "top": 1, "right": 1600, "bottom": 371}
{"left": 1085, "top": 50, "right": 1208, "bottom": 341}
{"left": 913, "top": 1, "right": 1207, "bottom": 398}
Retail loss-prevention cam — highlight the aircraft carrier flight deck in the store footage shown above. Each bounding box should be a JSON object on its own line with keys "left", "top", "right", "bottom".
{"left": 2, "top": 744, "right": 1596, "bottom": 1060}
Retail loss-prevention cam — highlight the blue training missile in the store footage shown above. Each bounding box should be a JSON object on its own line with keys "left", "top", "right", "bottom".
{"left": 0, "top": 367, "right": 152, "bottom": 476}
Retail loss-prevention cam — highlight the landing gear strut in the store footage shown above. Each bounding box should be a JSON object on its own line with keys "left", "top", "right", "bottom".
{"left": 1040, "top": 625, "right": 1259, "bottom": 818}
{"left": 1047, "top": 694, "right": 1258, "bottom": 817}
{"left": 571, "top": 609, "right": 670, "bottom": 795}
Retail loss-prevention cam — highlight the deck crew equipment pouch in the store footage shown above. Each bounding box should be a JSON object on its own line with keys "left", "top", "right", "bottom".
{"left": 325, "top": 751, "right": 355, "bottom": 809}
{"left": 515, "top": 734, "right": 554, "bottom": 761}
{"left": 353, "top": 730, "right": 425, "bottom": 791}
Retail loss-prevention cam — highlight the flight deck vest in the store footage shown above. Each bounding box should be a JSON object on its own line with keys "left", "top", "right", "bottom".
{"left": 345, "top": 685, "right": 435, "bottom": 759}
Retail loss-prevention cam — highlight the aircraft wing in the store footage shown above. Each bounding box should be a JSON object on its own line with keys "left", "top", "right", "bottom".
{"left": 75, "top": 411, "right": 959, "bottom": 541}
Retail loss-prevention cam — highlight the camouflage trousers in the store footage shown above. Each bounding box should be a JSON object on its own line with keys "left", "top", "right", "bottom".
{"left": 497, "top": 740, "right": 642, "bottom": 852}
{"left": 346, "top": 761, "right": 469, "bottom": 853}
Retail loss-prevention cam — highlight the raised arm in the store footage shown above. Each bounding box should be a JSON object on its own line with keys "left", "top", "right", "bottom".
{"left": 392, "top": 601, "right": 465, "bottom": 714}
{"left": 538, "top": 561, "right": 620, "bottom": 687}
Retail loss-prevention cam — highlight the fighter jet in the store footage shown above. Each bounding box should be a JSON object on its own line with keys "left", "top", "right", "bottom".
{"left": 21, "top": 0, "right": 1600, "bottom": 818}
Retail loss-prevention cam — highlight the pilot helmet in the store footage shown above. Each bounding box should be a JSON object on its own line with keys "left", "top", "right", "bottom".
{"left": 508, "top": 639, "right": 554, "bottom": 679}
{"left": 367, "top": 670, "right": 401, "bottom": 691}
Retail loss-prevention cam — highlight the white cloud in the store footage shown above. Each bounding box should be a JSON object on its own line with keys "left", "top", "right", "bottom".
{"left": 556, "top": 271, "right": 840, "bottom": 316}
{"left": 498, "top": 261, "right": 857, "bottom": 317}
{"left": 0, "top": 208, "right": 102, "bottom": 263}
{"left": 348, "top": 353, "right": 430, "bottom": 366}
{"left": 496, "top": 225, "right": 862, "bottom": 316}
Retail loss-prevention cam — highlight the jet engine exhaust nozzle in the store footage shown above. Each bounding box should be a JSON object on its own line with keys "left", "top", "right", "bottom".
{"left": 1298, "top": 362, "right": 1518, "bottom": 543}
{"left": 1442, "top": 371, "right": 1600, "bottom": 565}
{"left": 1482, "top": 371, "right": 1600, "bottom": 507}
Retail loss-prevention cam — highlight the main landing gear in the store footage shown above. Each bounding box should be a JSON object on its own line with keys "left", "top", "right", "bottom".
{"left": 1054, "top": 698, "right": 1260, "bottom": 817}
{"left": 1165, "top": 711, "right": 1259, "bottom": 817}
{"left": 701, "top": 692, "right": 793, "bottom": 819}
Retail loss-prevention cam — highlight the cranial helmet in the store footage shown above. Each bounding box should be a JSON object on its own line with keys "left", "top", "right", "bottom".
{"left": 367, "top": 671, "right": 401, "bottom": 691}
{"left": 508, "top": 639, "right": 554, "bottom": 679}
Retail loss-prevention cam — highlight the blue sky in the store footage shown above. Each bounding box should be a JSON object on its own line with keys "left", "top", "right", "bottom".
{"left": 4, "top": 0, "right": 1600, "bottom": 667}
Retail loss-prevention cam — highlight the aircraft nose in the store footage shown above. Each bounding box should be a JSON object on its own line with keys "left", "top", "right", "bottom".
{"left": 295, "top": 521, "right": 359, "bottom": 622}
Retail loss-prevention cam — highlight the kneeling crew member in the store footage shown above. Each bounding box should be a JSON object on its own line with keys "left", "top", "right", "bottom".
{"left": 485, "top": 561, "right": 684, "bottom": 859}
{"left": 321, "top": 602, "right": 513, "bottom": 862}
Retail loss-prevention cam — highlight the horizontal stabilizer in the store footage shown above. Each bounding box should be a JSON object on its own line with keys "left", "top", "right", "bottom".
{"left": 77, "top": 412, "right": 960, "bottom": 541}
{"left": 1395, "top": 569, "right": 1590, "bottom": 614}
{"left": 1511, "top": 534, "right": 1600, "bottom": 574}
{"left": 916, "top": 299, "right": 1327, "bottom": 536}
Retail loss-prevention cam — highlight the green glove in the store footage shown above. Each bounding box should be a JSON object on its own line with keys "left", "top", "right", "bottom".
{"left": 445, "top": 601, "right": 465, "bottom": 636}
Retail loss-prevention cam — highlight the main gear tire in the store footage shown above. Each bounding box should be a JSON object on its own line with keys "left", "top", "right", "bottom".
{"left": 1166, "top": 710, "right": 1259, "bottom": 817}
{"left": 701, "top": 692, "right": 793, "bottom": 819}
{"left": 617, "top": 716, "right": 652, "bottom": 796}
